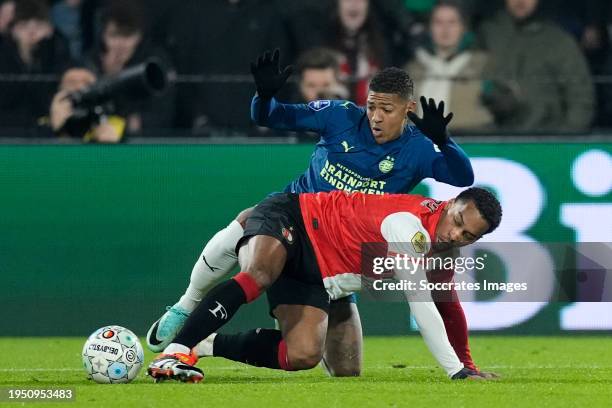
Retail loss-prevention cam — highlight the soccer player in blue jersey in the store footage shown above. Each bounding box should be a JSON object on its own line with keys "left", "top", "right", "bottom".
{"left": 147, "top": 49, "right": 482, "bottom": 377}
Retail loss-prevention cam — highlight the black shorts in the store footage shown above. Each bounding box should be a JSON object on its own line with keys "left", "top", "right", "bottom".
{"left": 236, "top": 193, "right": 331, "bottom": 315}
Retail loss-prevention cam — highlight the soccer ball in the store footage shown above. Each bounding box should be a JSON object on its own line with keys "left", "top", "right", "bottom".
{"left": 82, "top": 325, "right": 144, "bottom": 384}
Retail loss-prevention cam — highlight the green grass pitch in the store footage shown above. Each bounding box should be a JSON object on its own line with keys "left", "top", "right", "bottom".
{"left": 1, "top": 336, "right": 610, "bottom": 407}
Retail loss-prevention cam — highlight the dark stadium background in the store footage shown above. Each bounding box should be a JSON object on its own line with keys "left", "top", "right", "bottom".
{"left": 0, "top": 0, "right": 610, "bottom": 337}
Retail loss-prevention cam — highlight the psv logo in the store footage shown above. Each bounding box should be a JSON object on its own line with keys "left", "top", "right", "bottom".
{"left": 379, "top": 156, "right": 395, "bottom": 173}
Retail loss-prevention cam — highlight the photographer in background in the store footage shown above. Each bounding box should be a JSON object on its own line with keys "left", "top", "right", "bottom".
{"left": 84, "top": 0, "right": 174, "bottom": 136}
{"left": 49, "top": 67, "right": 124, "bottom": 142}
{"left": 295, "top": 47, "right": 348, "bottom": 103}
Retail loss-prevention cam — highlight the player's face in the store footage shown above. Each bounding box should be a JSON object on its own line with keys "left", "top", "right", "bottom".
{"left": 300, "top": 68, "right": 338, "bottom": 102}
{"left": 366, "top": 92, "right": 415, "bottom": 144}
{"left": 433, "top": 199, "right": 490, "bottom": 252}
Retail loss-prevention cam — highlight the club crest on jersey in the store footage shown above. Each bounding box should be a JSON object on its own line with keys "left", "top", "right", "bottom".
{"left": 281, "top": 226, "right": 294, "bottom": 244}
{"left": 411, "top": 231, "right": 427, "bottom": 254}
{"left": 308, "top": 100, "right": 331, "bottom": 111}
{"left": 378, "top": 156, "right": 395, "bottom": 173}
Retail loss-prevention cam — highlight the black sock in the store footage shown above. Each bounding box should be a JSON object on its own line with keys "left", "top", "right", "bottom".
{"left": 173, "top": 279, "right": 247, "bottom": 349}
{"left": 213, "top": 329, "right": 283, "bottom": 369}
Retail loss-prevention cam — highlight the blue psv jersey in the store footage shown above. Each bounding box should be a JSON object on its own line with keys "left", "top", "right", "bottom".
{"left": 251, "top": 96, "right": 474, "bottom": 195}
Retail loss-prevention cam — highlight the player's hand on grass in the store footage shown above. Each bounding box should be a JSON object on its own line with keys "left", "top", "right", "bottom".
{"left": 250, "top": 48, "right": 293, "bottom": 99}
{"left": 408, "top": 96, "right": 453, "bottom": 147}
{"left": 451, "top": 367, "right": 486, "bottom": 380}
{"left": 477, "top": 370, "right": 501, "bottom": 379}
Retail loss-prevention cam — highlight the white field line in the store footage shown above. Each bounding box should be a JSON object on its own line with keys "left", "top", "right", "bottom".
{"left": 2, "top": 364, "right": 612, "bottom": 372}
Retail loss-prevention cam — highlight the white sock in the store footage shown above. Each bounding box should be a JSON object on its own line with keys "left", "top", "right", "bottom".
{"left": 164, "top": 343, "right": 191, "bottom": 355}
{"left": 176, "top": 220, "right": 243, "bottom": 312}
{"left": 193, "top": 333, "right": 217, "bottom": 357}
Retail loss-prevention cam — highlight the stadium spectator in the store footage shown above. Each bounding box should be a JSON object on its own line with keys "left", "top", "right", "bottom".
{"left": 84, "top": 0, "right": 175, "bottom": 135}
{"left": 325, "top": 0, "right": 391, "bottom": 105}
{"left": 538, "top": 0, "right": 610, "bottom": 65}
{"left": 478, "top": 0, "right": 595, "bottom": 132}
{"left": 49, "top": 67, "right": 123, "bottom": 142}
{"left": 51, "top": 0, "right": 85, "bottom": 62}
{"left": 401, "top": 0, "right": 503, "bottom": 49}
{"left": 367, "top": 0, "right": 414, "bottom": 66}
{"left": 166, "top": 0, "right": 290, "bottom": 133}
{"left": 274, "top": 1, "right": 328, "bottom": 60}
{"left": 0, "top": 0, "right": 15, "bottom": 40}
{"left": 294, "top": 47, "right": 348, "bottom": 103}
{"left": 405, "top": 1, "right": 493, "bottom": 131}
{"left": 536, "top": 0, "right": 611, "bottom": 127}
{"left": 0, "top": 0, "right": 72, "bottom": 128}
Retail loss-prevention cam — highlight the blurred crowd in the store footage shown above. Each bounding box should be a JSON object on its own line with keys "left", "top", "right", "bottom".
{"left": 1, "top": 0, "right": 611, "bottom": 140}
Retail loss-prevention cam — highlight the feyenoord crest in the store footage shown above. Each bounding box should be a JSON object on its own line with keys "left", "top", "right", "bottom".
{"left": 281, "top": 226, "right": 294, "bottom": 244}
{"left": 379, "top": 156, "right": 395, "bottom": 173}
{"left": 411, "top": 231, "right": 427, "bottom": 254}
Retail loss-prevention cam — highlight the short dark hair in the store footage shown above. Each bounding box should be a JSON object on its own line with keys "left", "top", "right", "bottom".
{"left": 13, "top": 0, "right": 49, "bottom": 24}
{"left": 431, "top": 0, "right": 470, "bottom": 27}
{"left": 296, "top": 48, "right": 340, "bottom": 77}
{"left": 369, "top": 67, "right": 414, "bottom": 100}
{"left": 456, "top": 187, "right": 502, "bottom": 235}
{"left": 103, "top": 0, "right": 145, "bottom": 35}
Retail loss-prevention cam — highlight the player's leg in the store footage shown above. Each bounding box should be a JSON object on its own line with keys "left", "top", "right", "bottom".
{"left": 178, "top": 207, "right": 254, "bottom": 311}
{"left": 146, "top": 207, "right": 252, "bottom": 352}
{"left": 196, "top": 271, "right": 331, "bottom": 371}
{"left": 274, "top": 304, "right": 328, "bottom": 370}
{"left": 147, "top": 234, "right": 286, "bottom": 382}
{"left": 321, "top": 296, "right": 363, "bottom": 376}
{"left": 257, "top": 235, "right": 331, "bottom": 370}
{"left": 193, "top": 252, "right": 329, "bottom": 370}
{"left": 195, "top": 297, "right": 359, "bottom": 374}
{"left": 205, "top": 304, "right": 328, "bottom": 371}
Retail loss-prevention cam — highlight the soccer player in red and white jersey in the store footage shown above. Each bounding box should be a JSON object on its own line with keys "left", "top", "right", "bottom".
{"left": 148, "top": 187, "right": 502, "bottom": 382}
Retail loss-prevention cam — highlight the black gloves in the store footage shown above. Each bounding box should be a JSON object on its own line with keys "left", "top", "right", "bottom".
{"left": 408, "top": 96, "right": 454, "bottom": 147}
{"left": 250, "top": 49, "right": 293, "bottom": 99}
{"left": 451, "top": 367, "right": 483, "bottom": 380}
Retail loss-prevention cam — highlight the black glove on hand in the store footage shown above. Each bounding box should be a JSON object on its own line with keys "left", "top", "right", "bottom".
{"left": 250, "top": 49, "right": 293, "bottom": 99}
{"left": 451, "top": 367, "right": 483, "bottom": 380}
{"left": 408, "top": 96, "right": 453, "bottom": 147}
